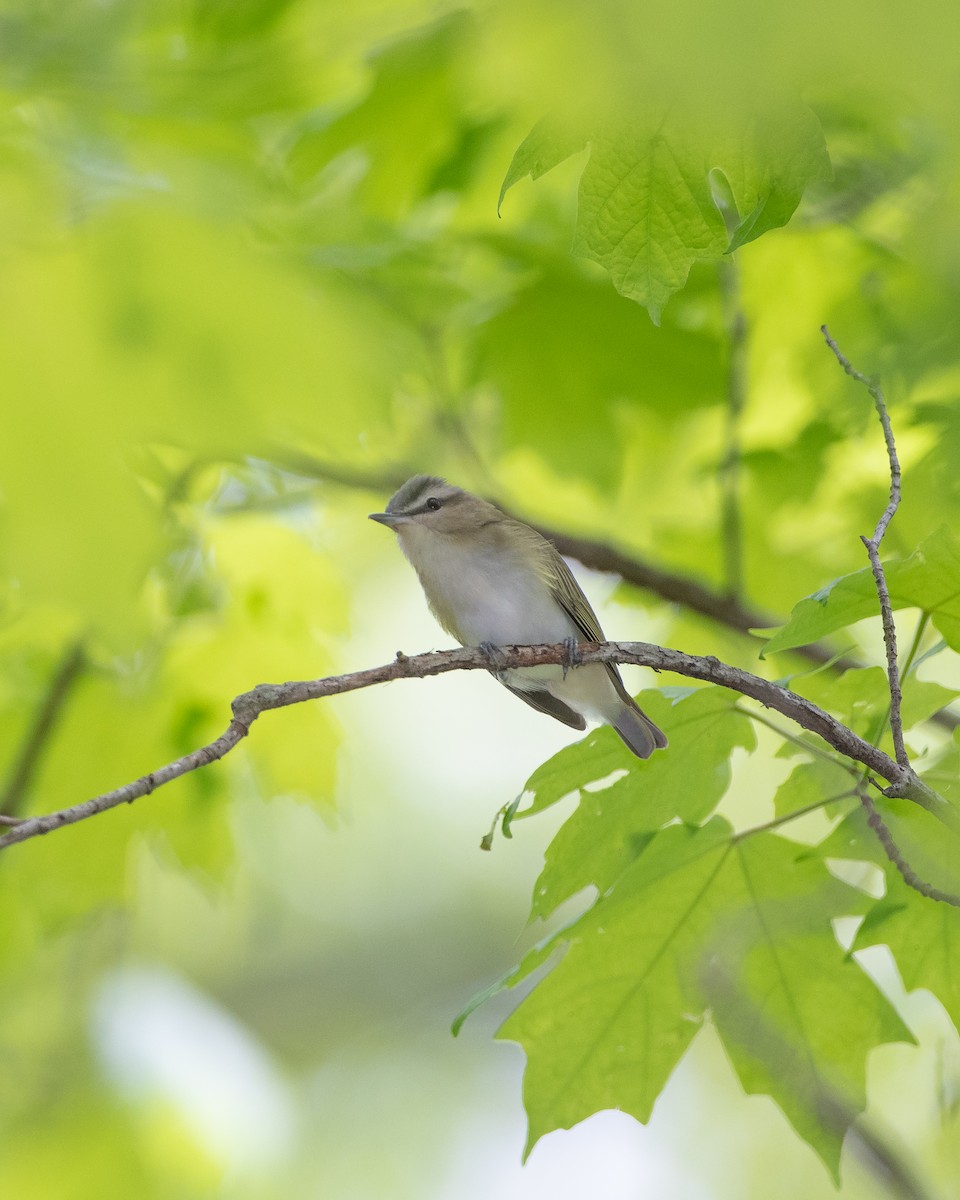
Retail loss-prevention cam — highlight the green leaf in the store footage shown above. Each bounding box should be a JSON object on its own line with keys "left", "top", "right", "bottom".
{"left": 762, "top": 570, "right": 879, "bottom": 656}
{"left": 791, "top": 667, "right": 957, "bottom": 752}
{"left": 793, "top": 667, "right": 891, "bottom": 739}
{"left": 472, "top": 261, "right": 724, "bottom": 488}
{"left": 501, "top": 98, "right": 828, "bottom": 320}
{"left": 498, "top": 117, "right": 587, "bottom": 212}
{"left": 764, "top": 526, "right": 960, "bottom": 655}
{"left": 921, "top": 727, "right": 960, "bottom": 805}
{"left": 707, "top": 841, "right": 910, "bottom": 1179}
{"left": 286, "top": 13, "right": 473, "bottom": 217}
{"left": 521, "top": 689, "right": 756, "bottom": 919}
{"left": 499, "top": 822, "right": 909, "bottom": 1173}
{"left": 772, "top": 759, "right": 857, "bottom": 820}
{"left": 816, "top": 805, "right": 886, "bottom": 867}
{"left": 571, "top": 122, "right": 727, "bottom": 323}
{"left": 820, "top": 794, "right": 960, "bottom": 900}
{"left": 869, "top": 798, "right": 960, "bottom": 896}
{"left": 855, "top": 871, "right": 960, "bottom": 1035}
{"left": 499, "top": 820, "right": 728, "bottom": 1154}
{"left": 718, "top": 100, "right": 832, "bottom": 252}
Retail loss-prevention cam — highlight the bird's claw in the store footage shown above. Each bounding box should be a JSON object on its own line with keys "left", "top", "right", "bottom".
{"left": 479, "top": 641, "right": 509, "bottom": 677}
{"left": 562, "top": 636, "right": 582, "bottom": 679}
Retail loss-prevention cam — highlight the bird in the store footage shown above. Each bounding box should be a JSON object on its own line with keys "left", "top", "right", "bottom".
{"left": 369, "top": 475, "right": 668, "bottom": 759}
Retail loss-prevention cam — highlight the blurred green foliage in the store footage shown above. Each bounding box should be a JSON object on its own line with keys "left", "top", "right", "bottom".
{"left": 2, "top": 0, "right": 960, "bottom": 1196}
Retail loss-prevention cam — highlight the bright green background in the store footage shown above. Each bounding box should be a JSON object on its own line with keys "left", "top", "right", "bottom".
{"left": 3, "top": 0, "right": 960, "bottom": 1196}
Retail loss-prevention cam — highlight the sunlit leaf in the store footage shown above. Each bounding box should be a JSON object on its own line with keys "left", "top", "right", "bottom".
{"left": 518, "top": 691, "right": 755, "bottom": 925}
{"left": 500, "top": 822, "right": 908, "bottom": 1174}
{"left": 763, "top": 527, "right": 960, "bottom": 655}
{"left": 855, "top": 871, "right": 960, "bottom": 1035}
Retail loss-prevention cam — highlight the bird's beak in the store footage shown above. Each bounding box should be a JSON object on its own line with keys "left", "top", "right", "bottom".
{"left": 369, "top": 511, "right": 406, "bottom": 528}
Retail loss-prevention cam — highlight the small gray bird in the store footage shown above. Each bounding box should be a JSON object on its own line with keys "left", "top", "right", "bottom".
{"left": 369, "top": 475, "right": 668, "bottom": 759}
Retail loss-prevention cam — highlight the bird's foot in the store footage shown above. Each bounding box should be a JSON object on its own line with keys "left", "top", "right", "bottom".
{"left": 562, "top": 636, "right": 582, "bottom": 679}
{"left": 479, "top": 641, "right": 509, "bottom": 677}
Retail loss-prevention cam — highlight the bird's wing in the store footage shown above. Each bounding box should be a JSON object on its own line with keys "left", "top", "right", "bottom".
{"left": 501, "top": 681, "right": 587, "bottom": 730}
{"left": 544, "top": 544, "right": 606, "bottom": 642}
{"left": 543, "top": 541, "right": 634, "bottom": 704}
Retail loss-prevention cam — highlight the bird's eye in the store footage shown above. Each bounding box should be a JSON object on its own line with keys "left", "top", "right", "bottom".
{"left": 425, "top": 497, "right": 442, "bottom": 511}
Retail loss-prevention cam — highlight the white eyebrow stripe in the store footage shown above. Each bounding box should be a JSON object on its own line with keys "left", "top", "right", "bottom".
{"left": 387, "top": 476, "right": 457, "bottom": 514}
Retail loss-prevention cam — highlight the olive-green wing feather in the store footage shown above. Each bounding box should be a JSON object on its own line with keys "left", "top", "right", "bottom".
{"left": 541, "top": 540, "right": 636, "bottom": 704}
{"left": 506, "top": 520, "right": 667, "bottom": 755}
{"left": 544, "top": 545, "right": 606, "bottom": 642}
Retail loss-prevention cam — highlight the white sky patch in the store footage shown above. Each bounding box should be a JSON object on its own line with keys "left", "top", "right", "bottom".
{"left": 434, "top": 1107, "right": 710, "bottom": 1200}
{"left": 90, "top": 966, "right": 296, "bottom": 1172}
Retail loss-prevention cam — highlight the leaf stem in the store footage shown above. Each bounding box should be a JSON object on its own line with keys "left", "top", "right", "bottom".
{"left": 734, "top": 790, "right": 859, "bottom": 842}
{"left": 900, "top": 611, "right": 930, "bottom": 682}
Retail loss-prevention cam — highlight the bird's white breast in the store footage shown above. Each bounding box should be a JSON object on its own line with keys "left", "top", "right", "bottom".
{"left": 398, "top": 527, "right": 576, "bottom": 646}
{"left": 397, "top": 524, "right": 624, "bottom": 724}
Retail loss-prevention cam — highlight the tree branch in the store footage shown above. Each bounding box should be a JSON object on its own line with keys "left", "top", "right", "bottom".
{"left": 1, "top": 640, "right": 953, "bottom": 852}
{"left": 822, "top": 326, "right": 909, "bottom": 767}
{"left": 1, "top": 639, "right": 87, "bottom": 819}
{"left": 857, "top": 790, "right": 960, "bottom": 908}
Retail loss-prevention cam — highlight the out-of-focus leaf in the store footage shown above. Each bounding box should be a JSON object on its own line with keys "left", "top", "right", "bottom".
{"left": 498, "top": 116, "right": 587, "bottom": 212}
{"left": 501, "top": 98, "right": 829, "bottom": 320}
{"left": 472, "top": 262, "right": 724, "bottom": 487}
{"left": 286, "top": 13, "right": 473, "bottom": 216}
{"left": 162, "top": 515, "right": 346, "bottom": 806}
{"left": 0, "top": 203, "right": 405, "bottom": 641}
{"left": 719, "top": 100, "right": 832, "bottom": 251}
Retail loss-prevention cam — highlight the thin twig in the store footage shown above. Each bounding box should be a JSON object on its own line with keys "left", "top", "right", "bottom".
{"left": 0, "top": 640, "right": 952, "bottom": 853}
{"left": 858, "top": 790, "right": 960, "bottom": 908}
{"left": 859, "top": 613, "right": 931, "bottom": 772}
{"left": 821, "top": 327, "right": 909, "bottom": 768}
{"left": 1, "top": 640, "right": 87, "bottom": 817}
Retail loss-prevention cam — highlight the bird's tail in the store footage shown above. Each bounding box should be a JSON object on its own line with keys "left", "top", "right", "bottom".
{"left": 612, "top": 699, "right": 669, "bottom": 760}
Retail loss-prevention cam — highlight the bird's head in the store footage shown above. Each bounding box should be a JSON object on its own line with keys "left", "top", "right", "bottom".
{"left": 369, "top": 475, "right": 503, "bottom": 540}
